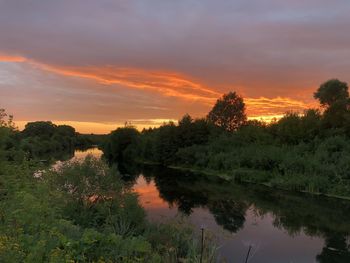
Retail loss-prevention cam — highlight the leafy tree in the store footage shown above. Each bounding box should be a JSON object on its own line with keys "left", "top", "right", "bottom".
{"left": 56, "top": 125, "right": 76, "bottom": 137}
{"left": 0, "top": 108, "right": 15, "bottom": 129}
{"left": 18, "top": 121, "right": 77, "bottom": 158}
{"left": 269, "top": 112, "right": 302, "bottom": 144}
{"left": 0, "top": 108, "right": 5, "bottom": 127}
{"left": 0, "top": 109, "right": 20, "bottom": 161}
{"left": 104, "top": 127, "right": 140, "bottom": 163}
{"left": 207, "top": 91, "right": 246, "bottom": 131}
{"left": 22, "top": 121, "right": 57, "bottom": 138}
{"left": 300, "top": 109, "right": 322, "bottom": 140}
{"left": 154, "top": 122, "right": 178, "bottom": 164}
{"left": 314, "top": 79, "right": 349, "bottom": 109}
{"left": 314, "top": 79, "right": 350, "bottom": 128}
{"left": 237, "top": 120, "right": 272, "bottom": 144}
{"left": 177, "top": 114, "right": 213, "bottom": 147}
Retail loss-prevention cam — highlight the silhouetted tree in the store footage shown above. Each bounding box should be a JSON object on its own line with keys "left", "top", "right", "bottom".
{"left": 314, "top": 79, "right": 349, "bottom": 109}
{"left": 314, "top": 79, "right": 350, "bottom": 129}
{"left": 22, "top": 121, "right": 57, "bottom": 138}
{"left": 154, "top": 122, "right": 178, "bottom": 164}
{"left": 271, "top": 112, "right": 303, "bottom": 144}
{"left": 104, "top": 127, "right": 140, "bottom": 163}
{"left": 301, "top": 109, "right": 322, "bottom": 135}
{"left": 18, "top": 121, "right": 78, "bottom": 158}
{"left": 0, "top": 108, "right": 15, "bottom": 129}
{"left": 207, "top": 92, "right": 246, "bottom": 131}
{"left": 177, "top": 114, "right": 212, "bottom": 147}
{"left": 56, "top": 125, "right": 76, "bottom": 137}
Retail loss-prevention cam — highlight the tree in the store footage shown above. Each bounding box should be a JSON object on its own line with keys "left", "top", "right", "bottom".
{"left": 22, "top": 121, "right": 56, "bottom": 138}
{"left": 0, "top": 109, "right": 19, "bottom": 161}
{"left": 0, "top": 108, "right": 15, "bottom": 129}
{"left": 56, "top": 125, "right": 76, "bottom": 137}
{"left": 154, "top": 123, "right": 178, "bottom": 164}
{"left": 314, "top": 79, "right": 350, "bottom": 128}
{"left": 314, "top": 79, "right": 349, "bottom": 108}
{"left": 0, "top": 109, "right": 7, "bottom": 127}
{"left": 104, "top": 127, "right": 140, "bottom": 163}
{"left": 300, "top": 109, "right": 322, "bottom": 141}
{"left": 207, "top": 92, "right": 246, "bottom": 131}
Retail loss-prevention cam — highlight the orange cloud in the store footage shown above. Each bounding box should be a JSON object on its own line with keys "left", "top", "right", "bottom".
{"left": 245, "top": 97, "right": 318, "bottom": 118}
{"left": 37, "top": 64, "right": 316, "bottom": 116}
{"left": 1, "top": 52, "right": 317, "bottom": 121}
{"left": 36, "top": 63, "right": 221, "bottom": 104}
{"left": 0, "top": 54, "right": 27, "bottom": 62}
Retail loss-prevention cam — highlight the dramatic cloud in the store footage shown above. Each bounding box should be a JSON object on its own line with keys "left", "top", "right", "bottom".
{"left": 0, "top": 0, "right": 349, "bottom": 132}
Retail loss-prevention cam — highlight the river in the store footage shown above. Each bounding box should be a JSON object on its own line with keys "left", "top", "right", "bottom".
{"left": 74, "top": 148, "right": 350, "bottom": 263}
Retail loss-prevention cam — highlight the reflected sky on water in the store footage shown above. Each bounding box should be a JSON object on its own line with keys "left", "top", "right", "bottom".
{"left": 74, "top": 149, "right": 350, "bottom": 262}
{"left": 133, "top": 175, "right": 326, "bottom": 262}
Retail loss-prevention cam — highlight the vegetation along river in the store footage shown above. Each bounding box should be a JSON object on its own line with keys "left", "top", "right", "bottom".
{"left": 74, "top": 148, "right": 350, "bottom": 263}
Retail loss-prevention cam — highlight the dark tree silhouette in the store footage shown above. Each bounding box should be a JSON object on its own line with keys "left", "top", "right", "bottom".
{"left": 103, "top": 127, "right": 140, "bottom": 163}
{"left": 22, "top": 121, "right": 57, "bottom": 138}
{"left": 314, "top": 79, "right": 349, "bottom": 109}
{"left": 314, "top": 79, "right": 350, "bottom": 128}
{"left": 207, "top": 92, "right": 246, "bottom": 131}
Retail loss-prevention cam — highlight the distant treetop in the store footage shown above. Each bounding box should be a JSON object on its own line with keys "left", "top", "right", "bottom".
{"left": 207, "top": 91, "right": 246, "bottom": 131}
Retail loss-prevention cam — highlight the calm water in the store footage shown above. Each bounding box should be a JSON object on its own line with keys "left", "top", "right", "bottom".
{"left": 75, "top": 149, "right": 350, "bottom": 263}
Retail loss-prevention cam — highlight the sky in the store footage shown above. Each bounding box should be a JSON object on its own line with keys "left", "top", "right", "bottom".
{"left": 1, "top": 0, "right": 350, "bottom": 133}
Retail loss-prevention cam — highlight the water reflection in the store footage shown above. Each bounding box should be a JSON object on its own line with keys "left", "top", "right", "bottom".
{"left": 68, "top": 149, "right": 350, "bottom": 262}
{"left": 317, "top": 234, "right": 350, "bottom": 263}
{"left": 129, "top": 164, "right": 350, "bottom": 263}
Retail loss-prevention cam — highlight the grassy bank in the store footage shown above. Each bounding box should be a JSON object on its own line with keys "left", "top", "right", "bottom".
{"left": 0, "top": 157, "right": 218, "bottom": 262}
{"left": 166, "top": 163, "right": 350, "bottom": 201}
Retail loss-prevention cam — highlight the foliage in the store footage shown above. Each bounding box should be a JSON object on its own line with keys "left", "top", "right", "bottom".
{"left": 102, "top": 79, "right": 350, "bottom": 198}
{"left": 207, "top": 91, "right": 246, "bottom": 131}
{"left": 0, "top": 109, "right": 24, "bottom": 162}
{"left": 314, "top": 79, "right": 349, "bottom": 108}
{"left": 103, "top": 126, "right": 140, "bottom": 163}
{"left": 141, "top": 165, "right": 350, "bottom": 262}
{"left": 0, "top": 157, "right": 216, "bottom": 262}
{"left": 0, "top": 109, "right": 217, "bottom": 262}
{"left": 75, "top": 134, "right": 107, "bottom": 149}
{"left": 314, "top": 79, "right": 350, "bottom": 129}
{"left": 20, "top": 121, "right": 76, "bottom": 158}
{"left": 0, "top": 115, "right": 104, "bottom": 161}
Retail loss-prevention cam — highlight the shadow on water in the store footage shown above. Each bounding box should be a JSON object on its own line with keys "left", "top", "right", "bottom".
{"left": 119, "top": 163, "right": 350, "bottom": 263}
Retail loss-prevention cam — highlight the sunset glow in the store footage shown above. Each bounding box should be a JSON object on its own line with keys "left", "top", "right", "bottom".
{"left": 1, "top": 1, "right": 349, "bottom": 133}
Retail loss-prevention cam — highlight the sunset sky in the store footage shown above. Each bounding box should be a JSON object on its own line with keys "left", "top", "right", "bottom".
{"left": 1, "top": 0, "right": 350, "bottom": 133}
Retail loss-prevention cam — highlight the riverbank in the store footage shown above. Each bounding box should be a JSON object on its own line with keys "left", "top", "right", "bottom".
{"left": 139, "top": 161, "right": 350, "bottom": 201}
{"left": 0, "top": 152, "right": 219, "bottom": 262}
{"left": 136, "top": 163, "right": 350, "bottom": 262}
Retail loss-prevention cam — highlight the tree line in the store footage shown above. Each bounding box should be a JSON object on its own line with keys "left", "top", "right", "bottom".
{"left": 103, "top": 79, "right": 350, "bottom": 197}
{"left": 0, "top": 111, "right": 216, "bottom": 261}
{"left": 0, "top": 117, "right": 105, "bottom": 162}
